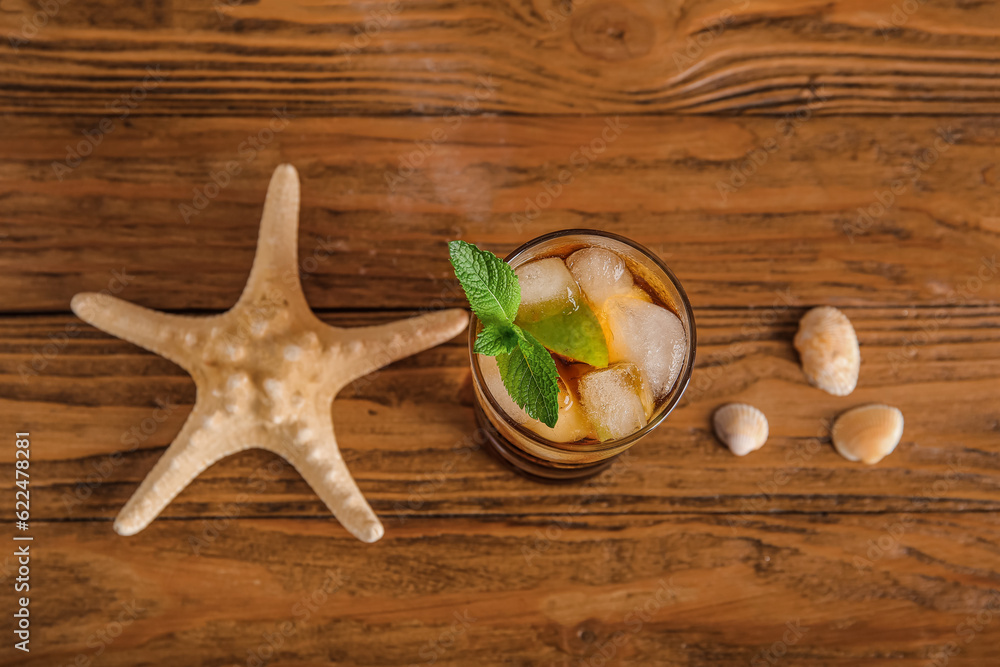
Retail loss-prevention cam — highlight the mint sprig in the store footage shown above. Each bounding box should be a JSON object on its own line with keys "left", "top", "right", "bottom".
{"left": 448, "top": 240, "right": 560, "bottom": 428}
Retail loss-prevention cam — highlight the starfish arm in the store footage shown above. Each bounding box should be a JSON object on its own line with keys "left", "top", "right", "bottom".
{"left": 237, "top": 163, "right": 308, "bottom": 311}
{"left": 114, "top": 402, "right": 246, "bottom": 536}
{"left": 278, "top": 414, "right": 384, "bottom": 543}
{"left": 71, "top": 293, "right": 206, "bottom": 372}
{"left": 332, "top": 308, "right": 469, "bottom": 382}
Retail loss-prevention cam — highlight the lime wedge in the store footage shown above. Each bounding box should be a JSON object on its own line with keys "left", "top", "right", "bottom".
{"left": 517, "top": 302, "right": 609, "bottom": 367}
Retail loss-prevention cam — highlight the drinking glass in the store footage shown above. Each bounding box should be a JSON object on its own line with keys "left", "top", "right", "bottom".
{"left": 468, "top": 229, "right": 697, "bottom": 480}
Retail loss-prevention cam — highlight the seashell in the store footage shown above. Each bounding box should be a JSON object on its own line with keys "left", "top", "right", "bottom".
{"left": 832, "top": 404, "right": 904, "bottom": 464}
{"left": 713, "top": 403, "right": 769, "bottom": 456}
{"left": 793, "top": 306, "right": 860, "bottom": 396}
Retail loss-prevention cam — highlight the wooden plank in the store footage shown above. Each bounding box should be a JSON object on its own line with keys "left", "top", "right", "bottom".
{"left": 1, "top": 115, "right": 997, "bottom": 312}
{"left": 4, "top": 307, "right": 998, "bottom": 521}
{"left": 11, "top": 513, "right": 1000, "bottom": 666}
{"left": 1, "top": 0, "right": 998, "bottom": 116}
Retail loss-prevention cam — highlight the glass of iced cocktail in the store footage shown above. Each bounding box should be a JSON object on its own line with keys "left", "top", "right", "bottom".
{"left": 453, "top": 229, "right": 696, "bottom": 480}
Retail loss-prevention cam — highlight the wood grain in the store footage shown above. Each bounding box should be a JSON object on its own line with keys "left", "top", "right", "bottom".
{"left": 0, "top": 0, "right": 998, "bottom": 117}
{"left": 4, "top": 307, "right": 997, "bottom": 524}
{"left": 11, "top": 513, "right": 1000, "bottom": 666}
{"left": 2, "top": 1, "right": 999, "bottom": 663}
{"left": 1, "top": 114, "right": 997, "bottom": 312}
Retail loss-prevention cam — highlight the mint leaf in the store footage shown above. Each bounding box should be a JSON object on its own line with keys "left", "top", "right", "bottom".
{"left": 448, "top": 240, "right": 520, "bottom": 326}
{"left": 473, "top": 323, "right": 519, "bottom": 356}
{"left": 497, "top": 330, "right": 560, "bottom": 428}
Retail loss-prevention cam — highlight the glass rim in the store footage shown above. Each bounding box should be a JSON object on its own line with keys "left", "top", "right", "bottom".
{"left": 468, "top": 228, "right": 697, "bottom": 454}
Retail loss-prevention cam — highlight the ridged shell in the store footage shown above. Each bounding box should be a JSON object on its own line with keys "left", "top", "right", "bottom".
{"left": 793, "top": 306, "right": 860, "bottom": 396}
{"left": 713, "top": 403, "right": 769, "bottom": 456}
{"left": 832, "top": 404, "right": 904, "bottom": 464}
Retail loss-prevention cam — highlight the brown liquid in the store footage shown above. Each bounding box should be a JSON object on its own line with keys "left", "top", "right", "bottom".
{"left": 520, "top": 243, "right": 682, "bottom": 448}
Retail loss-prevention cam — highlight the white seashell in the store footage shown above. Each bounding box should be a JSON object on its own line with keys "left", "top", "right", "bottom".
{"left": 793, "top": 306, "right": 860, "bottom": 396}
{"left": 832, "top": 404, "right": 904, "bottom": 464}
{"left": 713, "top": 403, "right": 769, "bottom": 456}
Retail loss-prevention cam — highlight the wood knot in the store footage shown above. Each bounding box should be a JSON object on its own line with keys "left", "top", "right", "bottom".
{"left": 571, "top": 4, "right": 655, "bottom": 61}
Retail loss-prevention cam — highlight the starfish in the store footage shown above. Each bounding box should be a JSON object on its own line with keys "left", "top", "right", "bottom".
{"left": 71, "top": 164, "right": 468, "bottom": 543}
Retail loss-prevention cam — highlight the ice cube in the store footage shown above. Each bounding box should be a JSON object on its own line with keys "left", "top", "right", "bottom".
{"left": 577, "top": 362, "right": 653, "bottom": 441}
{"left": 515, "top": 257, "right": 581, "bottom": 323}
{"left": 478, "top": 354, "right": 591, "bottom": 443}
{"left": 604, "top": 297, "right": 687, "bottom": 399}
{"left": 566, "top": 247, "right": 634, "bottom": 308}
{"left": 626, "top": 286, "right": 652, "bottom": 303}
{"left": 515, "top": 256, "right": 608, "bottom": 365}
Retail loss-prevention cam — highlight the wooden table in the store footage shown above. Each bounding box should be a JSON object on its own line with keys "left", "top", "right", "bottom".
{"left": 2, "top": 1, "right": 999, "bottom": 665}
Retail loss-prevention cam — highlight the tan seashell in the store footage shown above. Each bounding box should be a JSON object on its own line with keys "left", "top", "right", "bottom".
{"left": 713, "top": 403, "right": 769, "bottom": 456}
{"left": 793, "top": 306, "right": 860, "bottom": 396}
{"left": 832, "top": 404, "right": 904, "bottom": 464}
